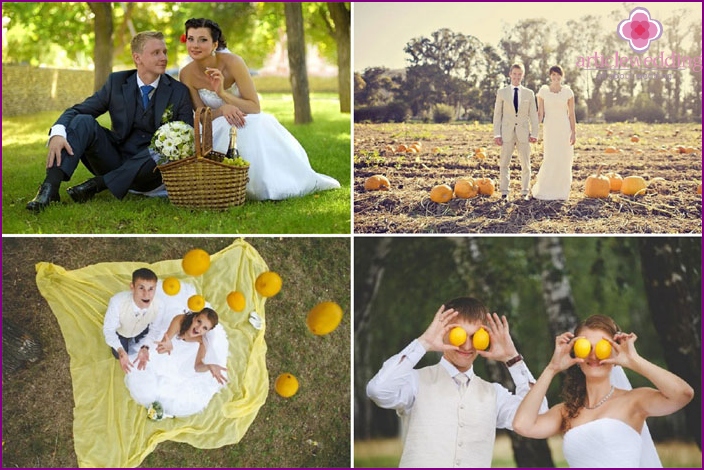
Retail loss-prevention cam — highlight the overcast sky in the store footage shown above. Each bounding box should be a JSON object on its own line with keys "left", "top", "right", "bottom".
{"left": 353, "top": 2, "right": 702, "bottom": 72}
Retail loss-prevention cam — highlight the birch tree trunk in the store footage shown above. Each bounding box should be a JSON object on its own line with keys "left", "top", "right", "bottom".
{"left": 639, "top": 238, "right": 701, "bottom": 449}
{"left": 535, "top": 237, "right": 580, "bottom": 337}
{"left": 354, "top": 237, "right": 392, "bottom": 439}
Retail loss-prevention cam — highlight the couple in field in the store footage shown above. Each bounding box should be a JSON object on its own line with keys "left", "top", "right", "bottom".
{"left": 26, "top": 19, "right": 339, "bottom": 213}
{"left": 493, "top": 63, "right": 577, "bottom": 202}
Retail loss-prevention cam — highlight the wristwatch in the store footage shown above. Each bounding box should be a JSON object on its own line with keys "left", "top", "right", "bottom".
{"left": 505, "top": 354, "right": 523, "bottom": 367}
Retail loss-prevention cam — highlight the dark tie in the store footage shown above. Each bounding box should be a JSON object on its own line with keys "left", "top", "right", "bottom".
{"left": 140, "top": 85, "right": 154, "bottom": 109}
{"left": 513, "top": 87, "right": 519, "bottom": 113}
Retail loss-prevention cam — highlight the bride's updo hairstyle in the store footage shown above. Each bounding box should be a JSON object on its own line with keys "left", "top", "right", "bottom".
{"left": 560, "top": 314, "right": 619, "bottom": 431}
{"left": 549, "top": 65, "right": 564, "bottom": 76}
{"left": 179, "top": 307, "right": 220, "bottom": 336}
{"left": 185, "top": 18, "right": 228, "bottom": 51}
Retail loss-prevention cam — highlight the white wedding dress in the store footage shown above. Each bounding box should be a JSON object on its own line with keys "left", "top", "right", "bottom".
{"left": 124, "top": 322, "right": 228, "bottom": 417}
{"left": 563, "top": 418, "right": 642, "bottom": 467}
{"left": 198, "top": 84, "right": 340, "bottom": 201}
{"left": 532, "top": 85, "right": 574, "bottom": 200}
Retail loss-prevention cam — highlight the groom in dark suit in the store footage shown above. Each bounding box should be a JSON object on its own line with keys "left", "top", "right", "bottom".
{"left": 27, "top": 31, "right": 194, "bottom": 212}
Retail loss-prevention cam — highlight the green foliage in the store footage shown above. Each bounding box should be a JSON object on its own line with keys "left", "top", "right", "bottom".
{"left": 354, "top": 102, "right": 410, "bottom": 123}
{"left": 2, "top": 93, "right": 350, "bottom": 234}
{"left": 432, "top": 104, "right": 454, "bottom": 123}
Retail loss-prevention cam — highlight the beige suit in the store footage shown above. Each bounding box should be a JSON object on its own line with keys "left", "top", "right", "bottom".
{"left": 492, "top": 85, "right": 539, "bottom": 195}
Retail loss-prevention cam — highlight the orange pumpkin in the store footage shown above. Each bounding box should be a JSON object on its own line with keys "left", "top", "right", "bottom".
{"left": 604, "top": 146, "right": 619, "bottom": 154}
{"left": 698, "top": 183, "right": 702, "bottom": 195}
{"left": 477, "top": 178, "right": 495, "bottom": 196}
{"left": 605, "top": 172, "right": 623, "bottom": 192}
{"left": 412, "top": 141, "right": 422, "bottom": 149}
{"left": 585, "top": 167, "right": 610, "bottom": 198}
{"left": 397, "top": 144, "right": 408, "bottom": 153}
{"left": 409, "top": 143, "right": 421, "bottom": 153}
{"left": 631, "top": 135, "right": 640, "bottom": 143}
{"left": 454, "top": 178, "right": 479, "bottom": 199}
{"left": 474, "top": 147, "right": 487, "bottom": 154}
{"left": 620, "top": 176, "right": 647, "bottom": 196}
{"left": 430, "top": 184, "right": 454, "bottom": 203}
{"left": 474, "top": 151, "right": 487, "bottom": 160}
{"left": 364, "top": 175, "right": 391, "bottom": 191}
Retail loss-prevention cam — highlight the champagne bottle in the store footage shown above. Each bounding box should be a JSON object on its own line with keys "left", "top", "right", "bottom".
{"left": 225, "top": 126, "right": 239, "bottom": 159}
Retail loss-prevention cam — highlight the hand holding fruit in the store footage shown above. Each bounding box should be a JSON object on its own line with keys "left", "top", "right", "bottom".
{"left": 419, "top": 305, "right": 459, "bottom": 353}
{"left": 548, "top": 332, "right": 583, "bottom": 372}
{"left": 600, "top": 331, "right": 640, "bottom": 369}
{"left": 476, "top": 312, "right": 518, "bottom": 362}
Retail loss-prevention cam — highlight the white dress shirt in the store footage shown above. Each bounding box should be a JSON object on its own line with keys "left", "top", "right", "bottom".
{"left": 102, "top": 290, "right": 163, "bottom": 353}
{"left": 366, "top": 338, "right": 548, "bottom": 430}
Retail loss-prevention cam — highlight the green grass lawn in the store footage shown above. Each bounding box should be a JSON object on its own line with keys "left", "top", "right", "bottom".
{"left": 2, "top": 93, "right": 351, "bottom": 234}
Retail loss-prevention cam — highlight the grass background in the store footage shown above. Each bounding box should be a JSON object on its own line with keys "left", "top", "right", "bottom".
{"left": 2, "top": 92, "right": 351, "bottom": 234}
{"left": 1, "top": 237, "right": 351, "bottom": 467}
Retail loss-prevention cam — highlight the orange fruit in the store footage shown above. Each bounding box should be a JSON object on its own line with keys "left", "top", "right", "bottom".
{"left": 182, "top": 248, "right": 211, "bottom": 276}
{"left": 472, "top": 327, "right": 490, "bottom": 350}
{"left": 448, "top": 327, "right": 467, "bottom": 346}
{"left": 162, "top": 277, "right": 181, "bottom": 296}
{"left": 255, "top": 271, "right": 282, "bottom": 297}
{"left": 595, "top": 339, "right": 612, "bottom": 360}
{"left": 306, "top": 301, "right": 343, "bottom": 335}
{"left": 275, "top": 373, "right": 299, "bottom": 398}
{"left": 573, "top": 338, "right": 591, "bottom": 358}
{"left": 187, "top": 294, "right": 206, "bottom": 312}
{"left": 227, "top": 291, "right": 246, "bottom": 312}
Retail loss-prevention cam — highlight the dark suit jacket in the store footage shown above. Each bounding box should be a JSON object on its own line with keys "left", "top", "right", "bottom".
{"left": 55, "top": 70, "right": 194, "bottom": 139}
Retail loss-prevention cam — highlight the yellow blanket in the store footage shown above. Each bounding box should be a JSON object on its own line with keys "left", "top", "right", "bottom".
{"left": 35, "top": 239, "right": 269, "bottom": 467}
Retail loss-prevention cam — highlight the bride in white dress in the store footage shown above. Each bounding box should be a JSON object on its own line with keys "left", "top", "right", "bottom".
{"left": 512, "top": 314, "right": 694, "bottom": 468}
{"left": 178, "top": 18, "right": 340, "bottom": 201}
{"left": 125, "top": 308, "right": 228, "bottom": 417}
{"left": 531, "top": 66, "right": 577, "bottom": 200}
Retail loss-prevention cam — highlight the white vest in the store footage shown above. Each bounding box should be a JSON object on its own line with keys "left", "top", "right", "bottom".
{"left": 399, "top": 364, "right": 497, "bottom": 468}
{"left": 115, "top": 291, "right": 160, "bottom": 338}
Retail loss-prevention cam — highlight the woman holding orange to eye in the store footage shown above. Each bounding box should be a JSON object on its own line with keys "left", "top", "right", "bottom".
{"left": 512, "top": 314, "right": 694, "bottom": 467}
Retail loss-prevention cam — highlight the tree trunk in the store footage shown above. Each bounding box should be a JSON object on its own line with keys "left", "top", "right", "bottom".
{"left": 325, "top": 2, "right": 350, "bottom": 113}
{"left": 451, "top": 238, "right": 555, "bottom": 467}
{"left": 535, "top": 237, "right": 580, "bottom": 337}
{"left": 89, "top": 2, "right": 113, "bottom": 92}
{"left": 639, "top": 238, "right": 701, "bottom": 449}
{"left": 354, "top": 238, "right": 392, "bottom": 439}
{"left": 284, "top": 3, "right": 313, "bottom": 124}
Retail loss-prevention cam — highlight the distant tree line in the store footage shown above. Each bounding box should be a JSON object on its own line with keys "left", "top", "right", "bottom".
{"left": 354, "top": 7, "right": 701, "bottom": 124}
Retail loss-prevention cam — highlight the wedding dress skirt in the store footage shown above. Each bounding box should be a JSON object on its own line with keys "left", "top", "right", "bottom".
{"left": 124, "top": 324, "right": 228, "bottom": 417}
{"left": 197, "top": 85, "right": 340, "bottom": 201}
{"left": 563, "top": 418, "right": 642, "bottom": 467}
{"left": 532, "top": 85, "right": 574, "bottom": 200}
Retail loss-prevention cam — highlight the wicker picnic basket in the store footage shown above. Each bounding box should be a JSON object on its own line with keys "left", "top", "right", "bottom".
{"left": 158, "top": 107, "right": 248, "bottom": 210}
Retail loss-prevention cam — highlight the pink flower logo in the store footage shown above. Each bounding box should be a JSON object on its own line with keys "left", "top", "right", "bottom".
{"left": 617, "top": 7, "right": 663, "bottom": 53}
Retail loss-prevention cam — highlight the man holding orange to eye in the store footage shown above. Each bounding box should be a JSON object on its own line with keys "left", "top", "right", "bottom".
{"left": 366, "top": 297, "right": 547, "bottom": 468}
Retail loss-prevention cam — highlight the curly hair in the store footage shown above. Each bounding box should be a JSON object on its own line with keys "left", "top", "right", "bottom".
{"left": 185, "top": 18, "right": 228, "bottom": 50}
{"left": 560, "top": 314, "right": 619, "bottom": 431}
{"left": 179, "top": 307, "right": 219, "bottom": 337}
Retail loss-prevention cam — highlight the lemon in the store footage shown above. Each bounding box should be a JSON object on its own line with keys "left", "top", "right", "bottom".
{"left": 275, "top": 373, "right": 299, "bottom": 398}
{"left": 182, "top": 248, "right": 211, "bottom": 276}
{"left": 595, "top": 339, "right": 612, "bottom": 360}
{"left": 306, "top": 301, "right": 343, "bottom": 335}
{"left": 187, "top": 294, "right": 206, "bottom": 312}
{"left": 573, "top": 338, "right": 591, "bottom": 358}
{"left": 226, "top": 291, "right": 246, "bottom": 312}
{"left": 448, "top": 327, "right": 467, "bottom": 346}
{"left": 162, "top": 277, "right": 181, "bottom": 296}
{"left": 255, "top": 271, "right": 282, "bottom": 297}
{"left": 472, "top": 327, "right": 490, "bottom": 350}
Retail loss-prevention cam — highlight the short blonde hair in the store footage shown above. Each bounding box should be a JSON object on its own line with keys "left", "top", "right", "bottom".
{"left": 131, "top": 31, "right": 164, "bottom": 55}
{"left": 510, "top": 63, "right": 525, "bottom": 73}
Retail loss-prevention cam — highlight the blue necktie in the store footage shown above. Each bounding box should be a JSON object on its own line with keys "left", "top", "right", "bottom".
{"left": 513, "top": 87, "right": 519, "bottom": 113}
{"left": 140, "top": 85, "right": 154, "bottom": 109}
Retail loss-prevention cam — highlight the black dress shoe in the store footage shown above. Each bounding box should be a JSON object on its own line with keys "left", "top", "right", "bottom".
{"left": 66, "top": 179, "right": 100, "bottom": 203}
{"left": 26, "top": 183, "right": 60, "bottom": 212}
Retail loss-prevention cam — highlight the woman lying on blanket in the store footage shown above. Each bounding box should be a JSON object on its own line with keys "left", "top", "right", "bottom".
{"left": 125, "top": 308, "right": 229, "bottom": 417}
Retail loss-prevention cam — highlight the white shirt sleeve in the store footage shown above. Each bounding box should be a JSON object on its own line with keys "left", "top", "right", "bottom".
{"left": 102, "top": 293, "right": 124, "bottom": 353}
{"left": 48, "top": 124, "right": 67, "bottom": 144}
{"left": 494, "top": 360, "right": 549, "bottom": 430}
{"left": 366, "top": 338, "right": 427, "bottom": 414}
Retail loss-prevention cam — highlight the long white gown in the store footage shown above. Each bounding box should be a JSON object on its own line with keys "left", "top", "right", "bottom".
{"left": 198, "top": 84, "right": 340, "bottom": 201}
{"left": 532, "top": 85, "right": 574, "bottom": 200}
{"left": 124, "top": 323, "right": 228, "bottom": 417}
{"left": 563, "top": 418, "right": 643, "bottom": 467}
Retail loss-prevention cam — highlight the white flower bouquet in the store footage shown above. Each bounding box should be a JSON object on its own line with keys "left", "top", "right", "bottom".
{"left": 150, "top": 121, "right": 195, "bottom": 165}
{"left": 147, "top": 401, "right": 174, "bottom": 421}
